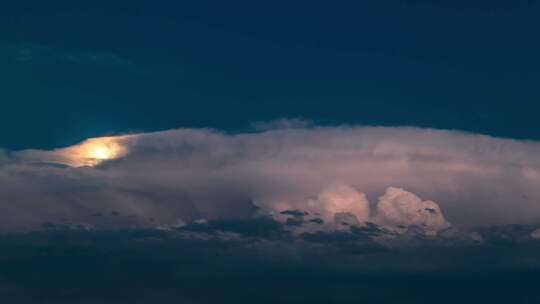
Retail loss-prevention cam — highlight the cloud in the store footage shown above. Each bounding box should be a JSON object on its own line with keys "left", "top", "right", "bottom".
{"left": 15, "top": 135, "right": 133, "bottom": 167}
{"left": 2, "top": 225, "right": 540, "bottom": 304}
{"left": 374, "top": 187, "right": 450, "bottom": 236}
{"left": 308, "top": 184, "right": 370, "bottom": 223}
{"left": 3, "top": 125, "right": 540, "bottom": 233}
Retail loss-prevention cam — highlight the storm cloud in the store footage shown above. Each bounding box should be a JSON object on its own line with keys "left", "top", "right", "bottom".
{"left": 4, "top": 124, "right": 540, "bottom": 303}
{"left": 2, "top": 125, "right": 540, "bottom": 233}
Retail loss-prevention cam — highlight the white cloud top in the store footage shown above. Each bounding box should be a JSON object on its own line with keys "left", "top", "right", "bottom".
{"left": 307, "top": 184, "right": 370, "bottom": 223}
{"left": 374, "top": 187, "right": 450, "bottom": 235}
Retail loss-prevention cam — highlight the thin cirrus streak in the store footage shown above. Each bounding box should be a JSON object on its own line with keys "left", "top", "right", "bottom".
{"left": 1, "top": 125, "right": 540, "bottom": 232}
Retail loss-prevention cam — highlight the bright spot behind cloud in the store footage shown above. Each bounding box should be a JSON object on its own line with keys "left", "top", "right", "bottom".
{"left": 17, "top": 135, "right": 133, "bottom": 167}
{"left": 73, "top": 137, "right": 129, "bottom": 166}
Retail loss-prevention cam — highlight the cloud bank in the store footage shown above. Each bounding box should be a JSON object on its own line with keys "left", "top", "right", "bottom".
{"left": 2, "top": 125, "right": 540, "bottom": 234}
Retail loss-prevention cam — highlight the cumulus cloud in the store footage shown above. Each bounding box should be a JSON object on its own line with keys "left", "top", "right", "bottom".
{"left": 269, "top": 184, "right": 449, "bottom": 236}
{"left": 308, "top": 184, "right": 370, "bottom": 223}
{"left": 374, "top": 187, "right": 450, "bottom": 236}
{"left": 2, "top": 125, "right": 540, "bottom": 233}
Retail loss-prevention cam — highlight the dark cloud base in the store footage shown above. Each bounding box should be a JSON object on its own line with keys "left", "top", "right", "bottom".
{"left": 2, "top": 222, "right": 540, "bottom": 304}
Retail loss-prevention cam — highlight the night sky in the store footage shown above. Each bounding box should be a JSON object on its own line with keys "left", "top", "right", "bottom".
{"left": 2, "top": 2, "right": 540, "bottom": 304}
{"left": 2, "top": 0, "right": 539, "bottom": 149}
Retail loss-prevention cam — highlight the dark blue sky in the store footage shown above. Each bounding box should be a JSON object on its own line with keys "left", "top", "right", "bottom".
{"left": 1, "top": 0, "right": 539, "bottom": 149}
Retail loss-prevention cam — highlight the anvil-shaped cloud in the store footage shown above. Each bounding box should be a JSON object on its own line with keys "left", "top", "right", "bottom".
{"left": 2, "top": 125, "right": 540, "bottom": 233}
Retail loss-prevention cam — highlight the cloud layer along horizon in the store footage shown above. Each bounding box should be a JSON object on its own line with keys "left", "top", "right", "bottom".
{"left": 2, "top": 125, "right": 540, "bottom": 234}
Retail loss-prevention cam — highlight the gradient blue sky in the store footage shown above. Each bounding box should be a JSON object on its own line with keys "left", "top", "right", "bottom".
{"left": 1, "top": 0, "right": 539, "bottom": 149}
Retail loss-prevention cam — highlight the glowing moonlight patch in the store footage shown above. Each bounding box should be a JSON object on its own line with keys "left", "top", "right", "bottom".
{"left": 76, "top": 137, "right": 127, "bottom": 166}
{"left": 18, "top": 135, "right": 135, "bottom": 167}
{"left": 63, "top": 136, "right": 132, "bottom": 167}
{"left": 89, "top": 145, "right": 112, "bottom": 160}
